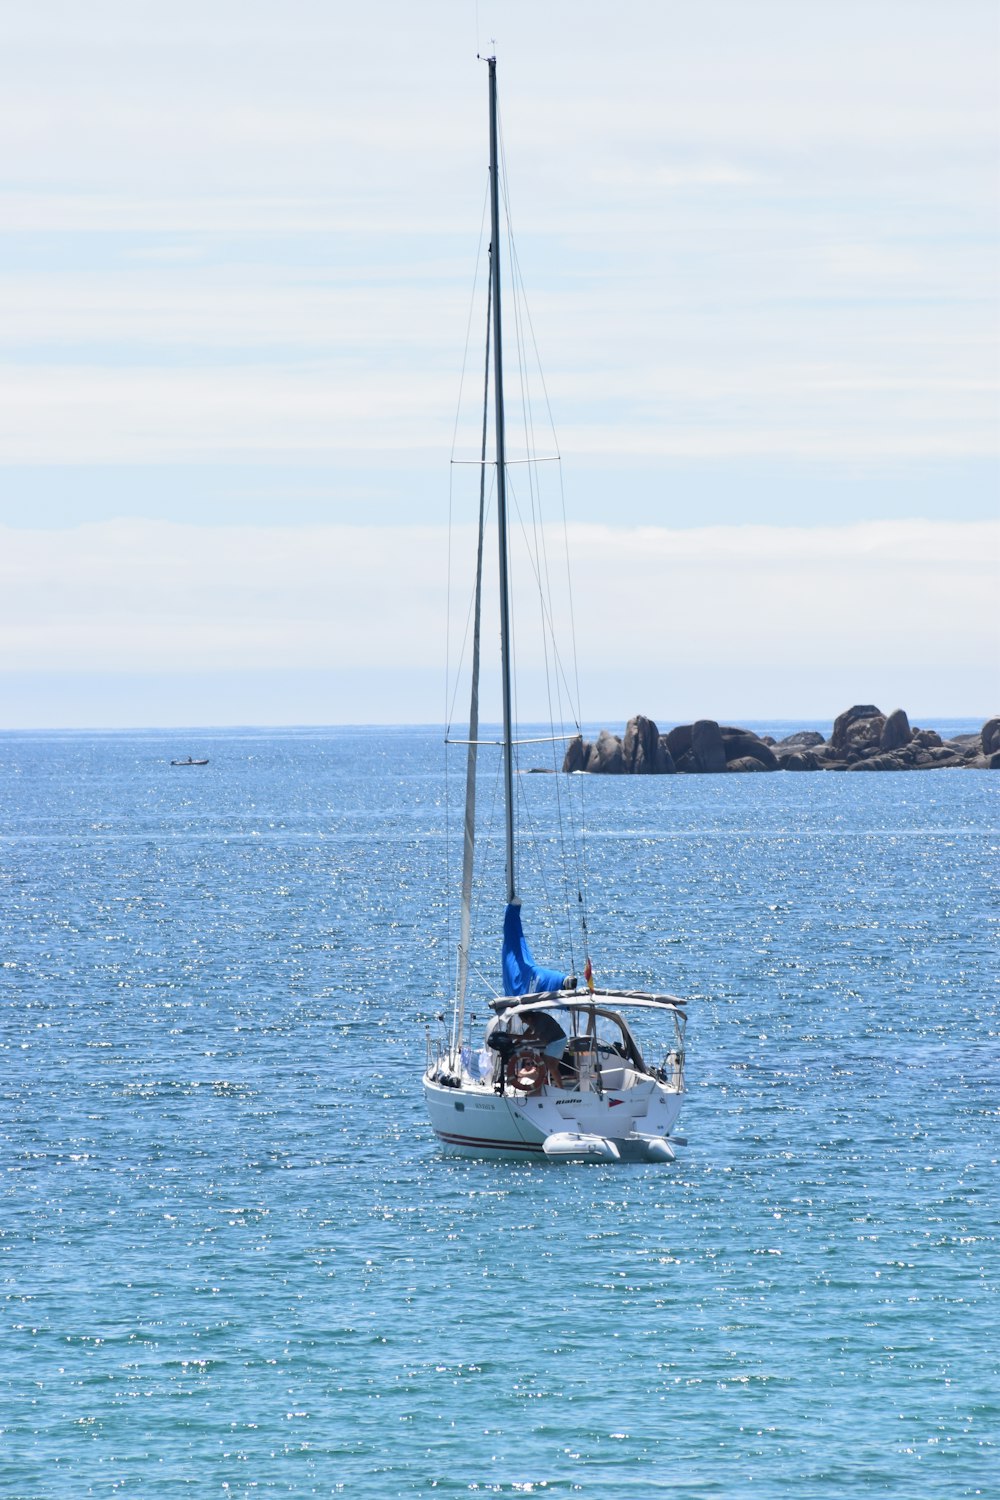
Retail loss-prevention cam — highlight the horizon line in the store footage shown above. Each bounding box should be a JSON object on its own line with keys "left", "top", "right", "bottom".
{"left": 0, "top": 710, "right": 993, "bottom": 736}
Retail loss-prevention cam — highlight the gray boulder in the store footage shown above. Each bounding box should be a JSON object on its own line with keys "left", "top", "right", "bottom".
{"left": 587, "top": 728, "right": 624, "bottom": 774}
{"left": 622, "top": 715, "right": 661, "bottom": 774}
{"left": 782, "top": 750, "right": 820, "bottom": 771}
{"left": 563, "top": 735, "right": 590, "bottom": 773}
{"left": 831, "top": 703, "right": 882, "bottom": 744}
{"left": 726, "top": 755, "right": 769, "bottom": 772}
{"left": 927, "top": 746, "right": 964, "bottom": 766}
{"left": 813, "top": 744, "right": 849, "bottom": 766}
{"left": 664, "top": 723, "right": 693, "bottom": 761}
{"left": 691, "top": 719, "right": 727, "bottom": 774}
{"left": 831, "top": 704, "right": 886, "bottom": 760}
{"left": 880, "top": 708, "right": 912, "bottom": 751}
{"left": 951, "top": 733, "right": 983, "bottom": 758}
{"left": 849, "top": 753, "right": 910, "bottom": 771}
{"left": 983, "top": 717, "right": 1000, "bottom": 756}
{"left": 722, "top": 731, "right": 779, "bottom": 770}
{"left": 869, "top": 752, "right": 908, "bottom": 771}
{"left": 655, "top": 736, "right": 677, "bottom": 774}
{"left": 778, "top": 730, "right": 825, "bottom": 749}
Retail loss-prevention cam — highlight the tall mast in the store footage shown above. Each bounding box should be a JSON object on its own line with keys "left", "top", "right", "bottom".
{"left": 488, "top": 56, "right": 517, "bottom": 906}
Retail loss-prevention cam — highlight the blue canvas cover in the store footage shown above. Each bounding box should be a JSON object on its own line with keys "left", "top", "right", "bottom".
{"left": 502, "top": 901, "right": 571, "bottom": 996}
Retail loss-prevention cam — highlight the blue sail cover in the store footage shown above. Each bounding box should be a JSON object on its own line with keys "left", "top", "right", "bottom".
{"left": 502, "top": 901, "right": 571, "bottom": 997}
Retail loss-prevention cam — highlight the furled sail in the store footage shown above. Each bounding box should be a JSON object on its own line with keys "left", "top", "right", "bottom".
{"left": 502, "top": 900, "right": 574, "bottom": 996}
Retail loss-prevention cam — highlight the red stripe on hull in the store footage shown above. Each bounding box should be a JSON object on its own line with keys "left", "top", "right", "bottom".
{"left": 435, "top": 1129, "right": 545, "bottom": 1153}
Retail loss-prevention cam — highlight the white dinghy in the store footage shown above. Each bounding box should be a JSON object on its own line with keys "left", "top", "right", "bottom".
{"left": 423, "top": 58, "right": 688, "bottom": 1163}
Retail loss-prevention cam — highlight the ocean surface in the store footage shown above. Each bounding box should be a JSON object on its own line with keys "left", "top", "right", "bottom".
{"left": 1, "top": 725, "right": 997, "bottom": 1499}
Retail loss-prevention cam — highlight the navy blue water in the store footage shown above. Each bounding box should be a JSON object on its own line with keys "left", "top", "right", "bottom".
{"left": 2, "top": 727, "right": 997, "bottom": 1498}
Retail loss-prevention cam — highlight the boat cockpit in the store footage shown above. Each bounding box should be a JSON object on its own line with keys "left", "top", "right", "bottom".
{"left": 484, "top": 993, "right": 685, "bottom": 1095}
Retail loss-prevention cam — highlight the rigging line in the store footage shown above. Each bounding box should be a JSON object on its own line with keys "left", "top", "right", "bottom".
{"left": 503, "top": 481, "right": 585, "bottom": 731}
{"left": 453, "top": 247, "right": 494, "bottom": 1051}
{"left": 512, "top": 785, "right": 555, "bottom": 944}
{"left": 493, "top": 88, "right": 522, "bottom": 893}
{"left": 445, "top": 460, "right": 454, "bottom": 736}
{"left": 445, "top": 475, "right": 496, "bottom": 735}
{"left": 497, "top": 98, "right": 564, "bottom": 907}
{"left": 494, "top": 104, "right": 590, "bottom": 977}
{"left": 502, "top": 466, "right": 585, "bottom": 959}
{"left": 444, "top": 463, "right": 461, "bottom": 995}
{"left": 557, "top": 461, "right": 584, "bottom": 722}
{"left": 449, "top": 178, "right": 492, "bottom": 463}
{"left": 507, "top": 237, "right": 564, "bottom": 465}
{"left": 500, "top": 188, "right": 588, "bottom": 967}
{"left": 494, "top": 202, "right": 578, "bottom": 730}
{"left": 511, "top": 259, "right": 576, "bottom": 951}
{"left": 510, "top": 245, "right": 589, "bottom": 951}
{"left": 468, "top": 962, "right": 502, "bottom": 1000}
{"left": 494, "top": 108, "right": 578, "bottom": 716}
{"left": 499, "top": 162, "right": 538, "bottom": 494}
{"left": 499, "top": 164, "right": 580, "bottom": 958}
{"left": 444, "top": 181, "right": 490, "bottom": 1008}
{"left": 469, "top": 744, "right": 506, "bottom": 997}
{"left": 542, "top": 456, "right": 591, "bottom": 964}
{"left": 444, "top": 179, "right": 490, "bottom": 847}
{"left": 514, "top": 765, "right": 577, "bottom": 970}
{"left": 497, "top": 133, "right": 547, "bottom": 671}
{"left": 495, "top": 87, "right": 583, "bottom": 946}
{"left": 507, "top": 227, "right": 585, "bottom": 733}
{"left": 503, "top": 437, "right": 582, "bottom": 958}
{"left": 443, "top": 477, "right": 454, "bottom": 997}
{"left": 554, "top": 466, "right": 593, "bottom": 968}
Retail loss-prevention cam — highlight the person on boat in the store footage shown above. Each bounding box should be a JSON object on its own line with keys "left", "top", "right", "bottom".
{"left": 519, "top": 1010, "right": 568, "bottom": 1087}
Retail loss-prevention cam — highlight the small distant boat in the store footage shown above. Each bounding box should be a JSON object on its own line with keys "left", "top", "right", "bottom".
{"left": 170, "top": 756, "right": 209, "bottom": 767}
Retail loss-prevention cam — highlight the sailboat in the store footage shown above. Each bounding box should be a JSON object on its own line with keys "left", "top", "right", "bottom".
{"left": 423, "top": 58, "right": 688, "bottom": 1162}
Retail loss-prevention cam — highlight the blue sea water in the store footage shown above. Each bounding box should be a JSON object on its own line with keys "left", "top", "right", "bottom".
{"left": 1, "top": 726, "right": 997, "bottom": 1499}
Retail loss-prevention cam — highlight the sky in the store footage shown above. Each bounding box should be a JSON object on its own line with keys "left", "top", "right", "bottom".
{"left": 0, "top": 0, "right": 997, "bottom": 729}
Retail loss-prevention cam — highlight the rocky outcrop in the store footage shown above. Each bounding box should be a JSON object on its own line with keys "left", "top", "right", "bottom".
{"left": 561, "top": 708, "right": 999, "bottom": 775}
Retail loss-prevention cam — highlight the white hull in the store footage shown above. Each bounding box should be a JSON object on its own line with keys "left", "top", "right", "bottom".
{"left": 424, "top": 1070, "right": 684, "bottom": 1163}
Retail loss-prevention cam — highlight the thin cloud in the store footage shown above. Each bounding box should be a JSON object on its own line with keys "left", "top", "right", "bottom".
{"left": 1, "top": 519, "right": 994, "bottom": 686}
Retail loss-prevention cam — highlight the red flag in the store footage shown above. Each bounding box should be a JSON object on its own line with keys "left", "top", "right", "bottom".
{"left": 584, "top": 956, "right": 594, "bottom": 994}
